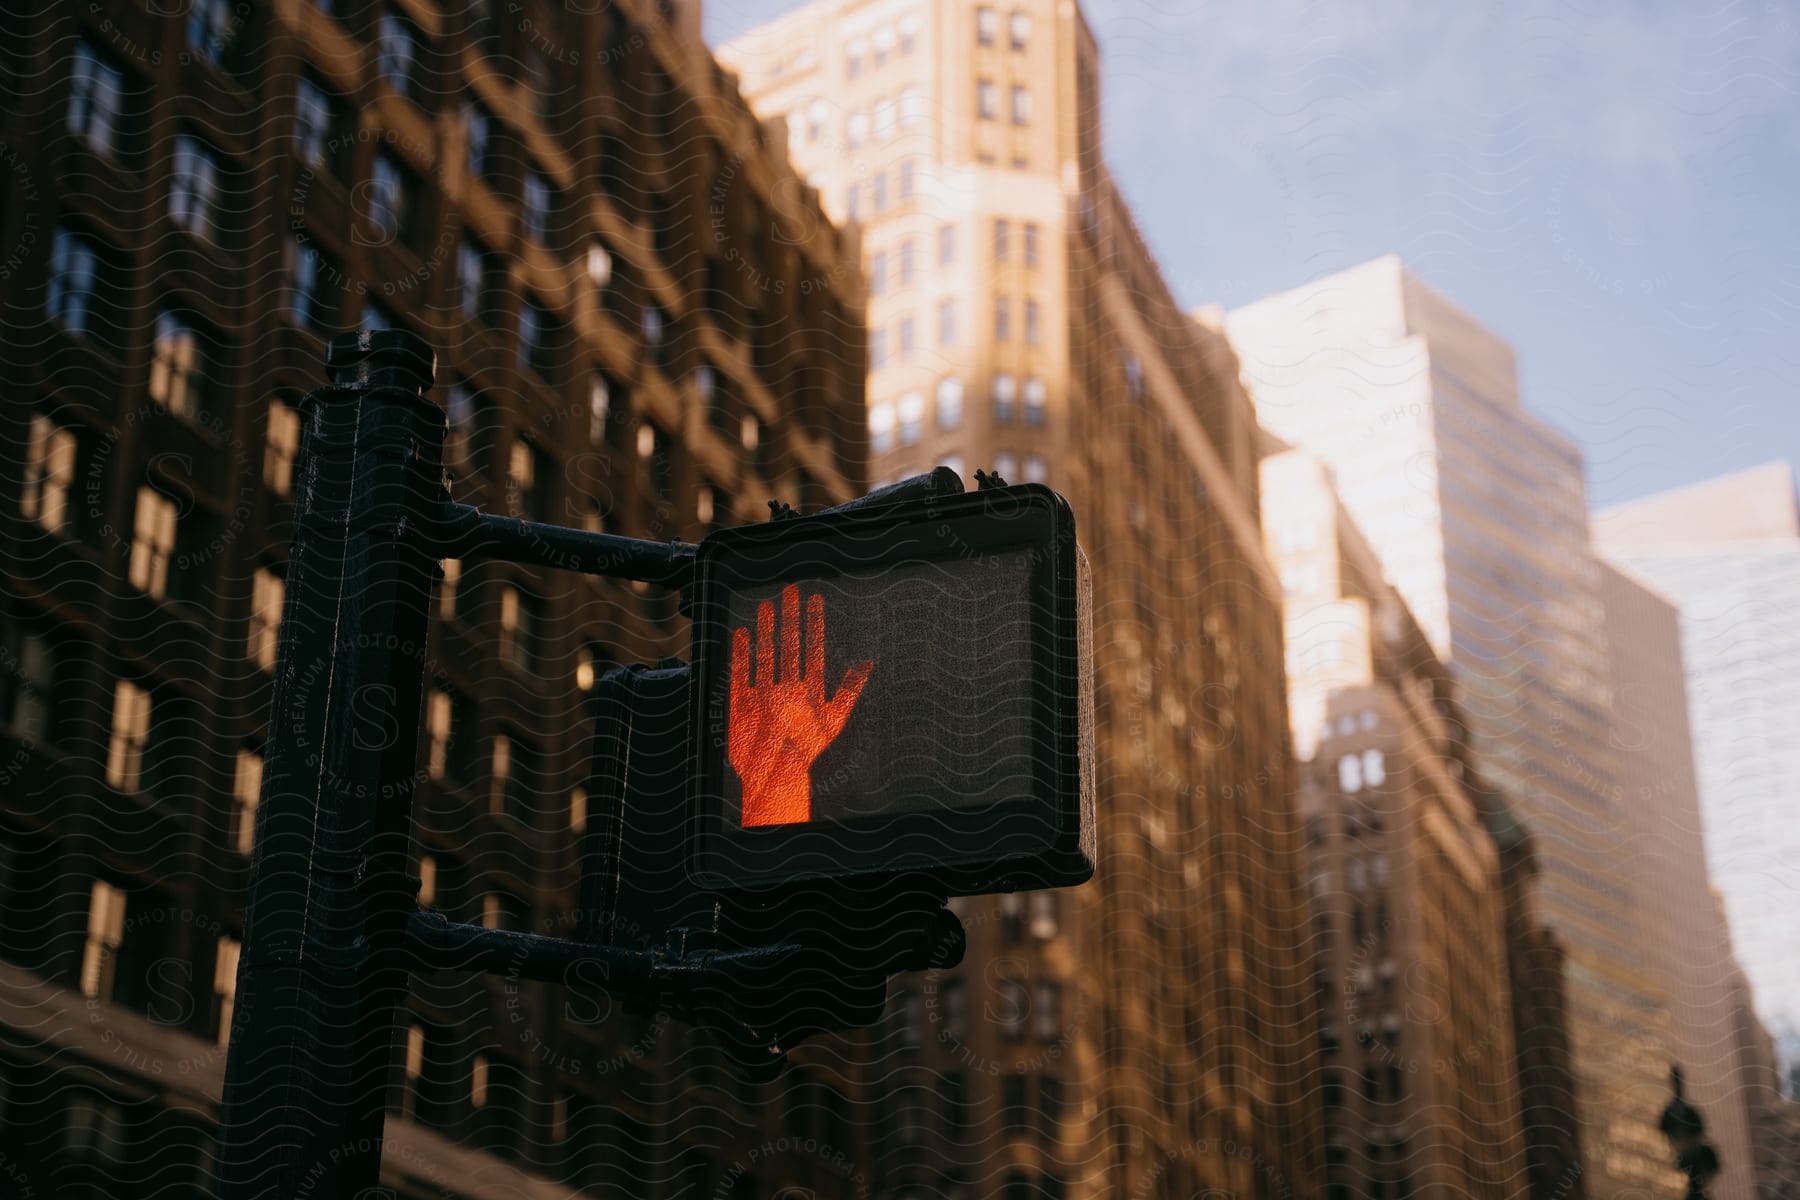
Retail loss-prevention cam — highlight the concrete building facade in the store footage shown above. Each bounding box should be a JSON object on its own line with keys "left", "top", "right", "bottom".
{"left": 722, "top": 4, "right": 1316, "bottom": 1197}
{"left": 1263, "top": 448, "right": 1531, "bottom": 1200}
{"left": 0, "top": 2, "right": 868, "bottom": 1196}
{"left": 1227, "top": 257, "right": 1681, "bottom": 1200}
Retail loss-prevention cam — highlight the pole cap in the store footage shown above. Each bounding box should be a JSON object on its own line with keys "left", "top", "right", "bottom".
{"left": 327, "top": 329, "right": 437, "bottom": 394}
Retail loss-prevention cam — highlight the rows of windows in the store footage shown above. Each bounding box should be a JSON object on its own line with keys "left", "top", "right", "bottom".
{"left": 976, "top": 79, "right": 1033, "bottom": 125}
{"left": 845, "top": 88, "right": 930, "bottom": 147}
{"left": 975, "top": 6, "right": 1033, "bottom": 50}
{"left": 866, "top": 374, "right": 1048, "bottom": 450}
{"left": 844, "top": 13, "right": 923, "bottom": 78}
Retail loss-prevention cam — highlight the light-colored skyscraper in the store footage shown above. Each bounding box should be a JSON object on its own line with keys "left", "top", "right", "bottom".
{"left": 1595, "top": 463, "right": 1800, "bottom": 1093}
{"left": 1264, "top": 447, "right": 1531, "bottom": 1199}
{"left": 1228, "top": 256, "right": 1681, "bottom": 1200}
{"left": 1600, "top": 560, "right": 1758, "bottom": 1200}
{"left": 723, "top": 5, "right": 1315, "bottom": 1197}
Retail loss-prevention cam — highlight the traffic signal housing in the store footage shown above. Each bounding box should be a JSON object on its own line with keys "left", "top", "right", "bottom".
{"left": 688, "top": 479, "right": 1095, "bottom": 898}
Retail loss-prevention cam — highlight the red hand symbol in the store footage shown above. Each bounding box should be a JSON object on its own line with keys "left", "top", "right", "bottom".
{"left": 729, "top": 583, "right": 874, "bottom": 827}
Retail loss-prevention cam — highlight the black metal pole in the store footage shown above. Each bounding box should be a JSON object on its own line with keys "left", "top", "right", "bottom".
{"left": 217, "top": 331, "right": 444, "bottom": 1197}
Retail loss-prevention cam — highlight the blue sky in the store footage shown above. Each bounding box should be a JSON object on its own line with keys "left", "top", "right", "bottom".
{"left": 706, "top": 0, "right": 1800, "bottom": 509}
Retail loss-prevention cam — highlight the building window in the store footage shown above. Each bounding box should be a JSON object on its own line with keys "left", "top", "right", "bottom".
{"left": 994, "top": 219, "right": 1009, "bottom": 261}
{"left": 248, "top": 569, "right": 282, "bottom": 670}
{"left": 378, "top": 12, "right": 416, "bottom": 98}
{"left": 1124, "top": 354, "right": 1145, "bottom": 402}
{"left": 367, "top": 154, "right": 408, "bottom": 245}
{"left": 899, "top": 239, "right": 917, "bottom": 285}
{"left": 517, "top": 302, "right": 542, "bottom": 376}
{"left": 938, "top": 222, "right": 955, "bottom": 266}
{"left": 129, "top": 487, "right": 177, "bottom": 597}
{"left": 937, "top": 377, "right": 964, "bottom": 429}
{"left": 992, "top": 372, "right": 1017, "bottom": 422}
{"left": 900, "top": 87, "right": 926, "bottom": 128}
{"left": 522, "top": 171, "right": 550, "bottom": 242}
{"left": 426, "top": 690, "right": 453, "bottom": 779}
{"left": 870, "top": 328, "right": 889, "bottom": 370}
{"left": 233, "top": 750, "right": 261, "bottom": 853}
{"left": 264, "top": 400, "right": 300, "bottom": 495}
{"left": 187, "top": 0, "right": 233, "bottom": 64}
{"left": 1033, "top": 982, "right": 1061, "bottom": 1039}
{"left": 940, "top": 453, "right": 965, "bottom": 479}
{"left": 898, "top": 316, "right": 916, "bottom": 360}
{"left": 870, "top": 250, "right": 888, "bottom": 296}
{"left": 871, "top": 171, "right": 889, "bottom": 212}
{"left": 106, "top": 681, "right": 151, "bottom": 792}
{"left": 868, "top": 404, "right": 895, "bottom": 454}
{"left": 845, "top": 181, "right": 861, "bottom": 221}
{"left": 847, "top": 111, "right": 870, "bottom": 147}
{"left": 995, "top": 296, "right": 1011, "bottom": 341}
{"left": 897, "top": 392, "right": 925, "bottom": 445}
{"left": 1010, "top": 10, "right": 1031, "bottom": 49}
{"left": 499, "top": 587, "right": 535, "bottom": 672}
{"left": 169, "top": 135, "right": 221, "bottom": 241}
{"left": 465, "top": 102, "right": 497, "bottom": 182}
{"left": 69, "top": 42, "right": 126, "bottom": 159}
{"left": 899, "top": 13, "right": 920, "bottom": 53}
{"left": 49, "top": 226, "right": 107, "bottom": 346}
{"left": 976, "top": 6, "right": 999, "bottom": 45}
{"left": 994, "top": 451, "right": 1018, "bottom": 481}
{"left": 844, "top": 38, "right": 863, "bottom": 79}
{"left": 1362, "top": 749, "right": 1387, "bottom": 787}
{"left": 1024, "top": 222, "right": 1041, "bottom": 267}
{"left": 22, "top": 414, "right": 78, "bottom": 535}
{"left": 1023, "top": 376, "right": 1047, "bottom": 426}
{"left": 874, "top": 96, "right": 895, "bottom": 139}
{"left": 284, "top": 237, "right": 327, "bottom": 331}
{"left": 213, "top": 936, "right": 240, "bottom": 1045}
{"left": 996, "top": 977, "right": 1027, "bottom": 1037}
{"left": 456, "top": 241, "right": 482, "bottom": 322}
{"left": 1338, "top": 754, "right": 1364, "bottom": 794}
{"left": 1024, "top": 455, "right": 1048, "bottom": 484}
{"left": 294, "top": 79, "right": 334, "bottom": 171}
{"left": 587, "top": 241, "right": 612, "bottom": 290}
{"left": 1024, "top": 299, "right": 1041, "bottom": 344}
{"left": 977, "top": 79, "right": 998, "bottom": 120}
{"left": 81, "top": 880, "right": 128, "bottom": 997}
{"left": 506, "top": 439, "right": 536, "bottom": 518}
{"left": 898, "top": 157, "right": 918, "bottom": 200}
{"left": 1011, "top": 85, "right": 1031, "bottom": 125}
{"left": 641, "top": 306, "right": 665, "bottom": 353}
{"left": 938, "top": 299, "right": 957, "bottom": 346}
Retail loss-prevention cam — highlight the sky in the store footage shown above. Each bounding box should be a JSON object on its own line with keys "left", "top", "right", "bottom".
{"left": 704, "top": 0, "right": 1800, "bottom": 509}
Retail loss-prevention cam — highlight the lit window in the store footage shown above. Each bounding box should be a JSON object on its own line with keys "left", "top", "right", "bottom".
{"left": 587, "top": 241, "right": 612, "bottom": 288}
{"left": 868, "top": 403, "right": 896, "bottom": 454}
{"left": 417, "top": 857, "right": 437, "bottom": 907}
{"left": 471, "top": 1053, "right": 491, "bottom": 1102}
{"left": 490, "top": 736, "right": 511, "bottom": 816}
{"left": 22, "top": 415, "right": 77, "bottom": 535}
{"left": 938, "top": 299, "right": 957, "bottom": 346}
{"left": 426, "top": 690, "right": 452, "bottom": 779}
{"left": 897, "top": 392, "right": 925, "bottom": 445}
{"left": 992, "top": 372, "right": 1017, "bottom": 421}
{"left": 249, "top": 569, "right": 283, "bottom": 671}
{"left": 213, "top": 935, "right": 240, "bottom": 1044}
{"left": 257, "top": 401, "right": 300, "bottom": 498}
{"left": 149, "top": 310, "right": 207, "bottom": 420}
{"left": 106, "top": 681, "right": 150, "bottom": 792}
{"left": 589, "top": 376, "right": 610, "bottom": 442}
{"left": 976, "top": 6, "right": 999, "bottom": 45}
{"left": 69, "top": 43, "right": 125, "bottom": 159}
{"left": 234, "top": 750, "right": 262, "bottom": 853}
{"left": 570, "top": 787, "right": 588, "bottom": 833}
{"left": 1011, "top": 85, "right": 1031, "bottom": 125}
{"left": 1338, "top": 754, "right": 1364, "bottom": 794}
{"left": 977, "top": 80, "right": 997, "bottom": 120}
{"left": 169, "top": 135, "right": 221, "bottom": 241}
{"left": 80, "top": 880, "right": 127, "bottom": 997}
{"left": 129, "top": 487, "right": 177, "bottom": 597}
{"left": 500, "top": 587, "right": 533, "bottom": 671}
{"left": 637, "top": 424, "right": 656, "bottom": 458}
{"left": 1023, "top": 377, "right": 1047, "bottom": 426}
{"left": 936, "top": 377, "right": 964, "bottom": 429}
{"left": 1362, "top": 749, "right": 1386, "bottom": 788}
{"left": 378, "top": 12, "right": 415, "bottom": 97}
{"left": 1009, "top": 10, "right": 1031, "bottom": 49}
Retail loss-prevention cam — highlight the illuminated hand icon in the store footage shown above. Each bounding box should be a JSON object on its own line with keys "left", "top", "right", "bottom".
{"left": 729, "top": 583, "right": 874, "bottom": 827}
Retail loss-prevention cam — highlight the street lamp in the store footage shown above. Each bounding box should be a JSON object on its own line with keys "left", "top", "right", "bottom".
{"left": 1659, "top": 1064, "right": 1721, "bottom": 1200}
